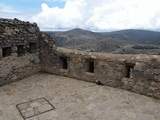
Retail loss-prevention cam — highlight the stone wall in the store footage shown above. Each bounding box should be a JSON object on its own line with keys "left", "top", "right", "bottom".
{"left": 0, "top": 18, "right": 41, "bottom": 85}
{"left": 0, "top": 18, "right": 160, "bottom": 99}
{"left": 41, "top": 46, "right": 160, "bottom": 99}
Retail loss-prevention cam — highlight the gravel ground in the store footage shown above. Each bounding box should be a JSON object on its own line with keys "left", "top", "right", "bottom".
{"left": 0, "top": 73, "right": 160, "bottom": 120}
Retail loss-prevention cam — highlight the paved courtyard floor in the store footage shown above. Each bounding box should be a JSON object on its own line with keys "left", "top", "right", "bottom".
{"left": 0, "top": 73, "right": 160, "bottom": 120}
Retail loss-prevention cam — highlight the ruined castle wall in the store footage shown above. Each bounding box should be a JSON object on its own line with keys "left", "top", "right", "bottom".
{"left": 0, "top": 19, "right": 41, "bottom": 85}
{"left": 1, "top": 18, "right": 160, "bottom": 99}
{"left": 41, "top": 46, "right": 160, "bottom": 99}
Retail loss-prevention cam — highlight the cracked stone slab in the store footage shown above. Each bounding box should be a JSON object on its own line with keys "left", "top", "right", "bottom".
{"left": 16, "top": 97, "right": 55, "bottom": 119}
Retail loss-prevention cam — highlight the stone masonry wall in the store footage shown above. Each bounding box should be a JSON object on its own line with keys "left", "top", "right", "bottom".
{"left": 41, "top": 46, "right": 160, "bottom": 99}
{"left": 0, "top": 18, "right": 41, "bottom": 85}
{"left": 0, "top": 18, "right": 160, "bottom": 100}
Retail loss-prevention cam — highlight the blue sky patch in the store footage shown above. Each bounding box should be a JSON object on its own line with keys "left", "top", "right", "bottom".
{"left": 0, "top": 0, "right": 65, "bottom": 13}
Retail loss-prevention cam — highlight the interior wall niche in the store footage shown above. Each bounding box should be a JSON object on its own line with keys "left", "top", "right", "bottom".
{"left": 85, "top": 58, "right": 94, "bottom": 73}
{"left": 60, "top": 56, "right": 68, "bottom": 69}
{"left": 29, "top": 42, "right": 37, "bottom": 53}
{"left": 17, "top": 45, "right": 25, "bottom": 56}
{"left": 125, "top": 63, "right": 135, "bottom": 78}
{"left": 2, "top": 47, "right": 12, "bottom": 57}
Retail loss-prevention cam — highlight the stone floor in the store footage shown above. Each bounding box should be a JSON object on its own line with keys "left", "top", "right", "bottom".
{"left": 0, "top": 73, "right": 160, "bottom": 120}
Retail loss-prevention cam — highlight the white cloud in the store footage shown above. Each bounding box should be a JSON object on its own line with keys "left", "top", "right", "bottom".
{"left": 32, "top": 0, "right": 160, "bottom": 31}
{"left": 32, "top": 0, "right": 88, "bottom": 30}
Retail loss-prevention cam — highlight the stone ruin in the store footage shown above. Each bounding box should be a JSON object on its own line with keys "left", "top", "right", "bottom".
{"left": 0, "top": 18, "right": 160, "bottom": 99}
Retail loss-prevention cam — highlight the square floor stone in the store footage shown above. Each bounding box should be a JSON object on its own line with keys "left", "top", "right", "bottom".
{"left": 16, "top": 97, "right": 55, "bottom": 119}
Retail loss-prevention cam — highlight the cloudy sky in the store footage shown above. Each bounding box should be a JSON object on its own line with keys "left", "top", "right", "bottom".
{"left": 0, "top": 0, "right": 160, "bottom": 31}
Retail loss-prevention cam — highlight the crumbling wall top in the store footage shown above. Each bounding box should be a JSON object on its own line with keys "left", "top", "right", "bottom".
{"left": 0, "top": 18, "right": 37, "bottom": 26}
{"left": 0, "top": 18, "right": 40, "bottom": 47}
{"left": 56, "top": 47, "right": 160, "bottom": 62}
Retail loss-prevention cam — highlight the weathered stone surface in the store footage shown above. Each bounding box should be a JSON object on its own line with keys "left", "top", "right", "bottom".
{"left": 0, "top": 18, "right": 160, "bottom": 100}
{"left": 0, "top": 18, "right": 41, "bottom": 85}
{"left": 1, "top": 73, "right": 160, "bottom": 120}
{"left": 40, "top": 47, "right": 160, "bottom": 99}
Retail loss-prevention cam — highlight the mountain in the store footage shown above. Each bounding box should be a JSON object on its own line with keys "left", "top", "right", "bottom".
{"left": 46, "top": 29, "right": 160, "bottom": 54}
{"left": 100, "top": 29, "right": 160, "bottom": 44}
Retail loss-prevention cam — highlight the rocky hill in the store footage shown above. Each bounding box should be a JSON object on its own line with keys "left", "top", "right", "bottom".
{"left": 46, "top": 29, "right": 160, "bottom": 54}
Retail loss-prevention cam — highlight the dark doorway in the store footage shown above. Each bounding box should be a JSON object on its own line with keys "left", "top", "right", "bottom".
{"left": 2, "top": 47, "right": 12, "bottom": 57}
{"left": 29, "top": 42, "right": 37, "bottom": 53}
{"left": 60, "top": 56, "right": 68, "bottom": 69}
{"left": 125, "top": 63, "right": 135, "bottom": 78}
{"left": 86, "top": 58, "right": 94, "bottom": 73}
{"left": 17, "top": 45, "right": 25, "bottom": 56}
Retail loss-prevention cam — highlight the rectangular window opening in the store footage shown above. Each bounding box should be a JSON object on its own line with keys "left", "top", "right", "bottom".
{"left": 86, "top": 59, "right": 94, "bottom": 73}
{"left": 29, "top": 42, "right": 37, "bottom": 53}
{"left": 17, "top": 45, "right": 25, "bottom": 56}
{"left": 125, "top": 63, "right": 135, "bottom": 78}
{"left": 2, "top": 47, "right": 12, "bottom": 57}
{"left": 60, "top": 56, "right": 68, "bottom": 69}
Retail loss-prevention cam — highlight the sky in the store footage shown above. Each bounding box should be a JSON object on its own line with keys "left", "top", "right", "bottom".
{"left": 0, "top": 0, "right": 160, "bottom": 31}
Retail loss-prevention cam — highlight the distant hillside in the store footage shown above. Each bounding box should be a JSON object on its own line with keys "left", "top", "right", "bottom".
{"left": 46, "top": 29, "right": 160, "bottom": 54}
